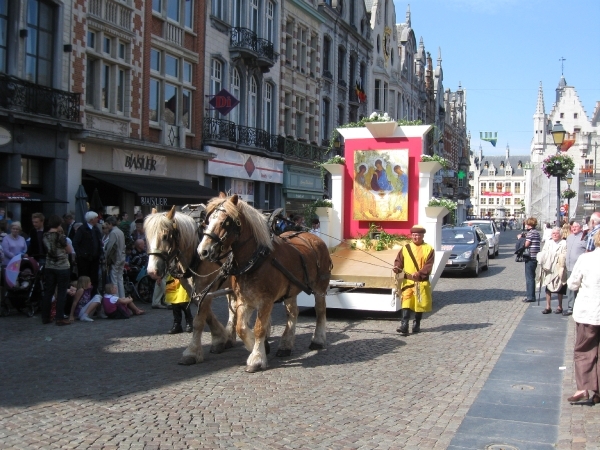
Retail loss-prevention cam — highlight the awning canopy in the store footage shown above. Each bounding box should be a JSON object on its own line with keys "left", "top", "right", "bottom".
{"left": 0, "top": 185, "right": 68, "bottom": 203}
{"left": 84, "top": 171, "right": 219, "bottom": 207}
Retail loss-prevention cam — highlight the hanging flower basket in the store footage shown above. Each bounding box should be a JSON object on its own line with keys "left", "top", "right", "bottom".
{"left": 562, "top": 188, "right": 577, "bottom": 199}
{"left": 541, "top": 154, "right": 575, "bottom": 178}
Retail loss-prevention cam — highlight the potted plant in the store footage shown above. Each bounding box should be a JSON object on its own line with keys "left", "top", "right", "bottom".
{"left": 419, "top": 154, "right": 449, "bottom": 174}
{"left": 305, "top": 199, "right": 333, "bottom": 220}
{"left": 562, "top": 188, "right": 577, "bottom": 199}
{"left": 541, "top": 153, "right": 575, "bottom": 178}
{"left": 425, "top": 197, "right": 456, "bottom": 218}
{"left": 363, "top": 111, "right": 398, "bottom": 138}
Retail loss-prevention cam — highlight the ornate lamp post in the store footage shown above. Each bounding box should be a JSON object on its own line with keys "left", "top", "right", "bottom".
{"left": 551, "top": 122, "right": 566, "bottom": 225}
{"left": 565, "top": 171, "right": 574, "bottom": 221}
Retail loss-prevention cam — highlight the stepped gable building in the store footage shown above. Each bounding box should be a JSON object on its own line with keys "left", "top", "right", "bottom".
{"left": 528, "top": 78, "right": 600, "bottom": 224}
{"left": 469, "top": 145, "right": 529, "bottom": 220}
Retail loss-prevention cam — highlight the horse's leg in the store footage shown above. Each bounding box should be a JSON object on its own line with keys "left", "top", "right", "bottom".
{"left": 276, "top": 296, "right": 298, "bottom": 357}
{"left": 236, "top": 302, "right": 255, "bottom": 352}
{"left": 224, "top": 294, "right": 237, "bottom": 348}
{"left": 179, "top": 300, "right": 209, "bottom": 365}
{"left": 205, "top": 302, "right": 230, "bottom": 354}
{"left": 246, "top": 303, "right": 273, "bottom": 372}
{"left": 309, "top": 292, "right": 327, "bottom": 350}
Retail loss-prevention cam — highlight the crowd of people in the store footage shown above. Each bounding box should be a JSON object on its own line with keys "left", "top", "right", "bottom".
{"left": 518, "top": 213, "right": 600, "bottom": 405}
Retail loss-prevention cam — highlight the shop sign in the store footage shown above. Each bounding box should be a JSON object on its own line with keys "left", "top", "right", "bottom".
{"left": 140, "top": 197, "right": 169, "bottom": 206}
{"left": 0, "top": 125, "right": 12, "bottom": 146}
{"left": 590, "top": 191, "right": 600, "bottom": 202}
{"left": 481, "top": 191, "right": 511, "bottom": 197}
{"left": 206, "top": 146, "right": 283, "bottom": 184}
{"left": 208, "top": 89, "right": 239, "bottom": 116}
{"left": 113, "top": 148, "right": 167, "bottom": 176}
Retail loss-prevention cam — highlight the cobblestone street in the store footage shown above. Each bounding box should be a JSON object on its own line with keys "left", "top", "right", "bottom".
{"left": 0, "top": 230, "right": 597, "bottom": 449}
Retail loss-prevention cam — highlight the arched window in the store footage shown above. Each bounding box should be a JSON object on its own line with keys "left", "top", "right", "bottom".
{"left": 210, "top": 58, "right": 222, "bottom": 118}
{"left": 231, "top": 68, "right": 241, "bottom": 125}
{"left": 264, "top": 82, "right": 273, "bottom": 134}
{"left": 249, "top": 76, "right": 258, "bottom": 128}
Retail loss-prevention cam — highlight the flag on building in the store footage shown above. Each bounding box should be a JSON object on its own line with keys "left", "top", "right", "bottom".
{"left": 355, "top": 81, "right": 367, "bottom": 103}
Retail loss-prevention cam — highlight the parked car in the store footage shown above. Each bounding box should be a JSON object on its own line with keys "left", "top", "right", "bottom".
{"left": 442, "top": 226, "right": 490, "bottom": 277}
{"left": 461, "top": 219, "right": 500, "bottom": 258}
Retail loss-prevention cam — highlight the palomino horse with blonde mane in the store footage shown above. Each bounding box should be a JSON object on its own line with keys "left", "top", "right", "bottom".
{"left": 145, "top": 206, "right": 236, "bottom": 365}
{"left": 197, "top": 194, "right": 332, "bottom": 373}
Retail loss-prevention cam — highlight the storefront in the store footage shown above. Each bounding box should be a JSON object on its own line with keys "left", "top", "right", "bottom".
{"left": 282, "top": 165, "right": 325, "bottom": 214}
{"left": 205, "top": 146, "right": 283, "bottom": 211}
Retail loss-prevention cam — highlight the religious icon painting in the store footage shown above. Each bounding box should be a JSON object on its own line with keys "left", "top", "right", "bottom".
{"left": 353, "top": 149, "right": 409, "bottom": 221}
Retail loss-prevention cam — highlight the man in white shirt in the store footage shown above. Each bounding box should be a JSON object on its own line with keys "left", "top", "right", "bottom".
{"left": 104, "top": 216, "right": 126, "bottom": 297}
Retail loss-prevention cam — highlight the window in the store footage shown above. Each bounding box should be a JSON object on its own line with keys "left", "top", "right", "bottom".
{"left": 323, "top": 36, "right": 331, "bottom": 75}
{"left": 295, "top": 96, "right": 305, "bottom": 139}
{"left": 101, "top": 63, "right": 110, "bottom": 109}
{"left": 574, "top": 113, "right": 578, "bottom": 119}
{"left": 308, "top": 101, "right": 315, "bottom": 142}
{"left": 299, "top": 28, "right": 307, "bottom": 71}
{"left": 505, "top": 198, "right": 511, "bottom": 205}
{"left": 151, "top": 48, "right": 160, "bottom": 71}
{"left": 480, "top": 183, "right": 485, "bottom": 194}
{"left": 337, "top": 105, "right": 344, "bottom": 126}
{"left": 264, "top": 82, "right": 273, "bottom": 134}
{"left": 514, "top": 182, "right": 521, "bottom": 194}
{"left": 470, "top": 185, "right": 474, "bottom": 197}
{"left": 25, "top": 0, "right": 55, "bottom": 87}
{"left": 0, "top": 0, "right": 7, "bottom": 72}
{"left": 182, "top": 88, "right": 191, "bottom": 129}
{"left": 496, "top": 182, "right": 503, "bottom": 192}
{"left": 183, "top": 61, "right": 192, "bottom": 83}
{"left": 349, "top": 0, "right": 355, "bottom": 25}
{"left": 383, "top": 82, "right": 388, "bottom": 112}
{"left": 374, "top": 79, "right": 381, "bottom": 110}
{"left": 250, "top": 0, "right": 258, "bottom": 33}
{"left": 153, "top": 0, "right": 161, "bottom": 12}
{"left": 249, "top": 76, "right": 258, "bottom": 128}
{"left": 480, "top": 198, "right": 487, "bottom": 205}
{"left": 322, "top": 98, "right": 330, "bottom": 141}
{"left": 284, "top": 92, "right": 292, "bottom": 135}
{"left": 560, "top": 113, "right": 564, "bottom": 118}
{"left": 309, "top": 34, "right": 317, "bottom": 75}
{"left": 118, "top": 42, "right": 126, "bottom": 60}
{"left": 21, "top": 158, "right": 41, "bottom": 186}
{"left": 506, "top": 169, "right": 512, "bottom": 176}
{"left": 285, "top": 21, "right": 293, "bottom": 64}
{"left": 104, "top": 37, "right": 111, "bottom": 54}
{"left": 266, "top": 2, "right": 275, "bottom": 42}
{"left": 184, "top": 0, "right": 193, "bottom": 28}
{"left": 164, "top": 83, "right": 177, "bottom": 125}
{"left": 165, "top": 54, "right": 178, "bottom": 78}
{"left": 149, "top": 78, "right": 159, "bottom": 121}
{"left": 210, "top": 59, "right": 222, "bottom": 118}
{"left": 496, "top": 198, "right": 500, "bottom": 205}
{"left": 232, "top": 0, "right": 241, "bottom": 27}
{"left": 458, "top": 177, "right": 464, "bottom": 188}
{"left": 167, "top": 0, "right": 179, "bottom": 22}
{"left": 230, "top": 68, "right": 240, "bottom": 125}
{"left": 337, "top": 46, "right": 345, "bottom": 82}
{"left": 504, "top": 182, "right": 511, "bottom": 193}
{"left": 87, "top": 31, "right": 96, "bottom": 50}
{"left": 117, "top": 69, "right": 125, "bottom": 113}
{"left": 488, "top": 182, "right": 494, "bottom": 192}
{"left": 86, "top": 59, "right": 97, "bottom": 106}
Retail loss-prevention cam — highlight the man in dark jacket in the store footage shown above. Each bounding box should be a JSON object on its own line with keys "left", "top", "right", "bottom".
{"left": 73, "top": 211, "right": 103, "bottom": 295}
{"left": 27, "top": 212, "right": 47, "bottom": 264}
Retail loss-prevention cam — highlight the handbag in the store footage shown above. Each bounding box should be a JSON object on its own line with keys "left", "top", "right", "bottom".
{"left": 522, "top": 247, "right": 531, "bottom": 261}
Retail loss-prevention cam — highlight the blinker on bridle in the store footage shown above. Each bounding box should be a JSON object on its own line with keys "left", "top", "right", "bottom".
{"left": 202, "top": 205, "right": 241, "bottom": 261}
{"left": 147, "top": 219, "right": 181, "bottom": 272}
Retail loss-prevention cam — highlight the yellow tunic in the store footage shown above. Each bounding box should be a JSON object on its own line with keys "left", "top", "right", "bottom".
{"left": 164, "top": 276, "right": 190, "bottom": 305}
{"left": 399, "top": 243, "right": 433, "bottom": 312}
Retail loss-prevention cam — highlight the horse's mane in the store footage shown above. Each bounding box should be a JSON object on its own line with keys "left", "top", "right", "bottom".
{"left": 206, "top": 196, "right": 273, "bottom": 251}
{"left": 144, "top": 211, "right": 199, "bottom": 253}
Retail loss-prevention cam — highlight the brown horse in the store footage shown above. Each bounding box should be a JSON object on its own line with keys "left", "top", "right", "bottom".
{"left": 145, "top": 207, "right": 236, "bottom": 365}
{"left": 197, "top": 194, "right": 332, "bottom": 373}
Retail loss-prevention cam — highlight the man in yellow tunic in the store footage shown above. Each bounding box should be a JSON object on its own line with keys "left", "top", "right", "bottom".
{"left": 393, "top": 224, "right": 434, "bottom": 336}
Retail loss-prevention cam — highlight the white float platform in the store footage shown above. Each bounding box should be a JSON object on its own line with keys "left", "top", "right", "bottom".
{"left": 297, "top": 250, "right": 450, "bottom": 311}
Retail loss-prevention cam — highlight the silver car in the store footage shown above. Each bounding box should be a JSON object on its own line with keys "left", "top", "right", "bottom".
{"left": 461, "top": 220, "right": 500, "bottom": 258}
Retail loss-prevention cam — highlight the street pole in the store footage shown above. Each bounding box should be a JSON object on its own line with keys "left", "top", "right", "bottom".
{"left": 550, "top": 122, "right": 566, "bottom": 226}
{"left": 556, "top": 175, "right": 562, "bottom": 226}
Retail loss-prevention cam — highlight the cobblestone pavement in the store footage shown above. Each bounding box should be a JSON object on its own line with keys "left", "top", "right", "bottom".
{"left": 0, "top": 230, "right": 597, "bottom": 449}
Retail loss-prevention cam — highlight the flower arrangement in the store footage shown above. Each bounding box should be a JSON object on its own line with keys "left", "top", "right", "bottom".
{"left": 541, "top": 153, "right": 575, "bottom": 178}
{"left": 365, "top": 111, "right": 394, "bottom": 122}
{"left": 420, "top": 154, "right": 450, "bottom": 169}
{"left": 350, "top": 223, "right": 410, "bottom": 251}
{"left": 304, "top": 199, "right": 333, "bottom": 221}
{"left": 321, "top": 155, "right": 345, "bottom": 165}
{"left": 562, "top": 188, "right": 577, "bottom": 199}
{"left": 427, "top": 197, "right": 457, "bottom": 211}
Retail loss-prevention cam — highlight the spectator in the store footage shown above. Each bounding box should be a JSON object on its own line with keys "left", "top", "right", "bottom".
{"left": 585, "top": 212, "right": 600, "bottom": 252}
{"left": 164, "top": 275, "right": 194, "bottom": 334}
{"left": 102, "top": 283, "right": 144, "bottom": 318}
{"left": 564, "top": 221, "right": 587, "bottom": 316}
{"left": 129, "top": 239, "right": 148, "bottom": 273}
{"left": 0, "top": 219, "right": 7, "bottom": 266}
{"left": 130, "top": 211, "right": 144, "bottom": 234}
{"left": 72, "top": 211, "right": 103, "bottom": 296}
{"left": 104, "top": 216, "right": 126, "bottom": 297}
{"left": 2, "top": 221, "right": 27, "bottom": 265}
{"left": 565, "top": 231, "right": 600, "bottom": 404}
{"left": 536, "top": 227, "right": 567, "bottom": 314}
{"left": 309, "top": 218, "right": 321, "bottom": 238}
{"left": 522, "top": 217, "right": 541, "bottom": 303}
{"left": 41, "top": 215, "right": 74, "bottom": 325}
{"left": 63, "top": 214, "right": 76, "bottom": 240}
{"left": 68, "top": 276, "right": 101, "bottom": 322}
{"left": 561, "top": 223, "right": 571, "bottom": 240}
{"left": 131, "top": 218, "right": 146, "bottom": 242}
{"left": 27, "top": 212, "right": 47, "bottom": 263}
{"left": 541, "top": 222, "right": 553, "bottom": 245}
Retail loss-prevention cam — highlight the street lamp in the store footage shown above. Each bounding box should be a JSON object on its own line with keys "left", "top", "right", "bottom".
{"left": 551, "top": 121, "right": 567, "bottom": 225}
{"left": 565, "top": 171, "right": 573, "bottom": 221}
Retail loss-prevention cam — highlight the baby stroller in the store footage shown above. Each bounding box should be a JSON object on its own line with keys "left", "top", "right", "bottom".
{"left": 1, "top": 254, "right": 44, "bottom": 317}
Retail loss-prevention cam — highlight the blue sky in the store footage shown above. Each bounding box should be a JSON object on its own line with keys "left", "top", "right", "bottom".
{"left": 393, "top": 0, "right": 600, "bottom": 157}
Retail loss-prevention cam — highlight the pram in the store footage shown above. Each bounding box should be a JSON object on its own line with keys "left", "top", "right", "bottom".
{"left": 1, "top": 254, "right": 44, "bottom": 317}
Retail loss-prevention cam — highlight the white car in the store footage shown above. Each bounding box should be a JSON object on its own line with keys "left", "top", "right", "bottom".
{"left": 461, "top": 220, "right": 500, "bottom": 258}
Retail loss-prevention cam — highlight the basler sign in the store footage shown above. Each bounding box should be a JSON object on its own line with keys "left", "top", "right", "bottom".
{"left": 113, "top": 148, "right": 167, "bottom": 176}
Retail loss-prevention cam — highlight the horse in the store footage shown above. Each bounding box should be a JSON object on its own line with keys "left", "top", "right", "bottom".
{"left": 145, "top": 206, "right": 236, "bottom": 365}
{"left": 197, "top": 194, "right": 332, "bottom": 373}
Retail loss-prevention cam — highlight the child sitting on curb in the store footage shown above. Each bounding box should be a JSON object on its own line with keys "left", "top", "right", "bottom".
{"left": 102, "top": 283, "right": 144, "bottom": 318}
{"left": 69, "top": 276, "right": 101, "bottom": 322}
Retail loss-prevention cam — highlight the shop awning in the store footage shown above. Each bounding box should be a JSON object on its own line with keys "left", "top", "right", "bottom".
{"left": 84, "top": 171, "right": 219, "bottom": 207}
{"left": 0, "top": 184, "right": 68, "bottom": 203}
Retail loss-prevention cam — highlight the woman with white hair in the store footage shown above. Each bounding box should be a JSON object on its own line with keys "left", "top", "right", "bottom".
{"left": 565, "top": 231, "right": 600, "bottom": 404}
{"left": 536, "top": 226, "right": 567, "bottom": 314}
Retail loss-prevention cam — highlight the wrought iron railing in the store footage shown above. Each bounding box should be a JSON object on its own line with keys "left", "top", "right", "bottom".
{"left": 203, "top": 118, "right": 327, "bottom": 161}
{"left": 230, "top": 27, "right": 275, "bottom": 63}
{"left": 0, "top": 74, "right": 80, "bottom": 122}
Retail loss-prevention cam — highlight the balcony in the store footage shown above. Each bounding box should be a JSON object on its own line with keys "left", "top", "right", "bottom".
{"left": 0, "top": 74, "right": 80, "bottom": 123}
{"left": 230, "top": 27, "right": 277, "bottom": 71}
{"left": 203, "top": 118, "right": 328, "bottom": 162}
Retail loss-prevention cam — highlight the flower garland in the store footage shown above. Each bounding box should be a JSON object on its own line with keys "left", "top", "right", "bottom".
{"left": 541, "top": 153, "right": 575, "bottom": 178}
{"left": 427, "top": 197, "right": 457, "bottom": 211}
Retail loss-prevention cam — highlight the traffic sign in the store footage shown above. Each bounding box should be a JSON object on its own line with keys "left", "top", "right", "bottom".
{"left": 560, "top": 206, "right": 566, "bottom": 213}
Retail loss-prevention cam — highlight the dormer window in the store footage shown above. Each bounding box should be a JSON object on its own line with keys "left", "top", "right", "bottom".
{"left": 489, "top": 169, "right": 495, "bottom": 176}
{"left": 506, "top": 169, "right": 512, "bottom": 176}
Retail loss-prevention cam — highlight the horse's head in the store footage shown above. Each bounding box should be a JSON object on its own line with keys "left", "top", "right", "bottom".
{"left": 198, "top": 194, "right": 242, "bottom": 262}
{"left": 146, "top": 206, "right": 181, "bottom": 279}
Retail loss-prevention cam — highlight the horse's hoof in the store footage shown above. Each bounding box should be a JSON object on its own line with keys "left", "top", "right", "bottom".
{"left": 265, "top": 340, "right": 271, "bottom": 355}
{"left": 309, "top": 342, "right": 324, "bottom": 350}
{"left": 178, "top": 356, "right": 198, "bottom": 366}
{"left": 210, "top": 343, "right": 226, "bottom": 354}
{"left": 245, "top": 364, "right": 263, "bottom": 373}
{"left": 276, "top": 348, "right": 292, "bottom": 357}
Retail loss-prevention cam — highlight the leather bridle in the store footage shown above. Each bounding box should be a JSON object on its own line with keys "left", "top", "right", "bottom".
{"left": 202, "top": 204, "right": 241, "bottom": 262}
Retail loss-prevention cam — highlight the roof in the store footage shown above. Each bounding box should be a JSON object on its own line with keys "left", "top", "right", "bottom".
{"left": 479, "top": 155, "right": 530, "bottom": 177}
